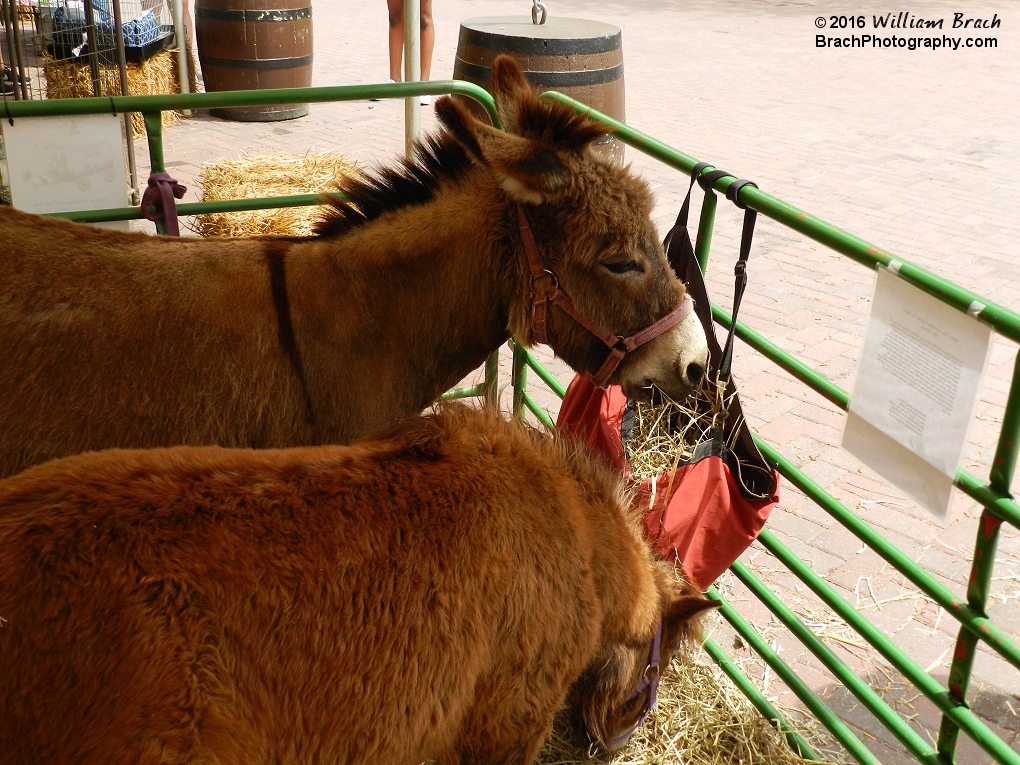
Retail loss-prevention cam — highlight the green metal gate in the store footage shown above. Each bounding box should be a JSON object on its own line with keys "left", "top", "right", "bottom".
{"left": 4, "top": 82, "right": 1018, "bottom": 765}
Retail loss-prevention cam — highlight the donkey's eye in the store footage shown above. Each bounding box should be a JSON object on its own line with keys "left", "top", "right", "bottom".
{"left": 602, "top": 260, "right": 643, "bottom": 275}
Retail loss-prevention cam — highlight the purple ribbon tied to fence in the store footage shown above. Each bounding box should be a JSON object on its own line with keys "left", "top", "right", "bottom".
{"left": 141, "top": 172, "right": 188, "bottom": 237}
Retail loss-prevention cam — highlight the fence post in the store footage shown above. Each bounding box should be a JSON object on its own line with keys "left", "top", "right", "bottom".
{"left": 170, "top": 0, "right": 192, "bottom": 115}
{"left": 937, "top": 350, "right": 1020, "bottom": 762}
{"left": 483, "top": 349, "right": 499, "bottom": 406}
{"left": 111, "top": 0, "right": 140, "bottom": 205}
{"left": 142, "top": 110, "right": 167, "bottom": 235}
{"left": 402, "top": 0, "right": 420, "bottom": 158}
{"left": 695, "top": 188, "right": 718, "bottom": 273}
{"left": 511, "top": 341, "right": 527, "bottom": 417}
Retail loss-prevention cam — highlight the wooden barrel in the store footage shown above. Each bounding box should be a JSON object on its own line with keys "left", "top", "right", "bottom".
{"left": 453, "top": 17, "right": 625, "bottom": 163}
{"left": 195, "top": 0, "right": 313, "bottom": 122}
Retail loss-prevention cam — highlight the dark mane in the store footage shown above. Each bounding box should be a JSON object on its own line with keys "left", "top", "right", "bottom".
{"left": 315, "top": 130, "right": 473, "bottom": 238}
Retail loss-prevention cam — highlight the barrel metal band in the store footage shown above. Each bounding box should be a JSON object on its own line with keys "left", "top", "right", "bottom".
{"left": 195, "top": 7, "right": 311, "bottom": 22}
{"left": 200, "top": 54, "right": 313, "bottom": 71}
{"left": 454, "top": 59, "right": 623, "bottom": 88}
{"left": 459, "top": 26, "right": 621, "bottom": 55}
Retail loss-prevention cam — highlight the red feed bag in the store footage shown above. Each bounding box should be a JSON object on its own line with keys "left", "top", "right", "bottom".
{"left": 557, "top": 170, "right": 779, "bottom": 590}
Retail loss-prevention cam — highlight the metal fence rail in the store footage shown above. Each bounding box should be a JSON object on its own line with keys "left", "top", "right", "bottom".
{"left": 1, "top": 80, "right": 501, "bottom": 231}
{"left": 5, "top": 83, "right": 1017, "bottom": 764}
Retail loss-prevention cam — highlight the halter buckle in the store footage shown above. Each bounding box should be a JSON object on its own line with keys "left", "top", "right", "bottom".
{"left": 644, "top": 663, "right": 659, "bottom": 683}
{"left": 531, "top": 269, "right": 558, "bottom": 289}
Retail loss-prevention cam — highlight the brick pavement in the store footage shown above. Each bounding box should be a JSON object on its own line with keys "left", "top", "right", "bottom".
{"left": 94, "top": 0, "right": 1020, "bottom": 761}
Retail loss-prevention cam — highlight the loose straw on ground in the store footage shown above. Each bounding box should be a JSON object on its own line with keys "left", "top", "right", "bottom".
{"left": 191, "top": 152, "right": 357, "bottom": 237}
{"left": 536, "top": 653, "right": 850, "bottom": 765}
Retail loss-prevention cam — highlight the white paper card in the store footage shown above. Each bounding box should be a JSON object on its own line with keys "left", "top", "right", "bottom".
{"left": 841, "top": 267, "right": 991, "bottom": 520}
{"left": 2, "top": 113, "right": 129, "bottom": 230}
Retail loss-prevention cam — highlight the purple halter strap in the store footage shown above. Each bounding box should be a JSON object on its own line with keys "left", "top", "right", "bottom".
{"left": 608, "top": 619, "right": 663, "bottom": 749}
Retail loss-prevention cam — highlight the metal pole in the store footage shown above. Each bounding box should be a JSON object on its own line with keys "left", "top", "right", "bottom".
{"left": 8, "top": 0, "right": 29, "bottom": 99}
{"left": 1, "top": 0, "right": 25, "bottom": 99}
{"left": 110, "top": 0, "right": 139, "bottom": 204}
{"left": 82, "top": 0, "right": 103, "bottom": 98}
{"left": 402, "top": 0, "right": 420, "bottom": 158}
{"left": 170, "top": 0, "right": 191, "bottom": 114}
{"left": 0, "top": 0, "right": 20, "bottom": 100}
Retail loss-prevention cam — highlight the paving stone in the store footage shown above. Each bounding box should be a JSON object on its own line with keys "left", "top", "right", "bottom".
{"left": 767, "top": 529, "right": 846, "bottom": 580}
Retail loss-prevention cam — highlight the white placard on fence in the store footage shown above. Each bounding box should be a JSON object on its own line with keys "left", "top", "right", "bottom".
{"left": 841, "top": 267, "right": 991, "bottom": 520}
{"left": 2, "top": 113, "right": 129, "bottom": 230}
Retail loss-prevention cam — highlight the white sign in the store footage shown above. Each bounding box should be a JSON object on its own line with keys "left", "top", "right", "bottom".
{"left": 841, "top": 267, "right": 991, "bottom": 520}
{"left": 2, "top": 113, "right": 129, "bottom": 230}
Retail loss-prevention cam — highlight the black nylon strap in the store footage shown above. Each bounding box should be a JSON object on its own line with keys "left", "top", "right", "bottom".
{"left": 664, "top": 162, "right": 710, "bottom": 266}
{"left": 665, "top": 162, "right": 712, "bottom": 269}
{"left": 665, "top": 164, "right": 760, "bottom": 380}
{"left": 654, "top": 172, "right": 776, "bottom": 497}
{"left": 726, "top": 178, "right": 757, "bottom": 210}
{"left": 675, "top": 161, "right": 712, "bottom": 229}
{"left": 696, "top": 168, "right": 732, "bottom": 193}
{"left": 719, "top": 180, "right": 759, "bottom": 379}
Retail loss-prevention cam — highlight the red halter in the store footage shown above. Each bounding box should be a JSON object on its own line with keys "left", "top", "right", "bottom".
{"left": 517, "top": 205, "right": 694, "bottom": 388}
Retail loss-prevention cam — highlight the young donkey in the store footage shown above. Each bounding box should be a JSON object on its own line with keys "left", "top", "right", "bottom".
{"left": 0, "top": 404, "right": 717, "bottom": 765}
{"left": 0, "top": 56, "right": 707, "bottom": 479}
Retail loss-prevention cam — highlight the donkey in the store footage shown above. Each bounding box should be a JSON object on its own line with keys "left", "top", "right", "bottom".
{"left": 0, "top": 404, "right": 717, "bottom": 765}
{"left": 0, "top": 57, "right": 707, "bottom": 479}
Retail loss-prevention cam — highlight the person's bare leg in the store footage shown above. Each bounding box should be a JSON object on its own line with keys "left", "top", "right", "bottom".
{"left": 386, "top": 0, "right": 404, "bottom": 81}
{"left": 420, "top": 0, "right": 434, "bottom": 82}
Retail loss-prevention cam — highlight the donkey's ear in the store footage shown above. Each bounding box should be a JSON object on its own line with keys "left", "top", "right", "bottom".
{"left": 436, "top": 95, "right": 568, "bottom": 203}
{"left": 666, "top": 594, "right": 720, "bottom": 622}
{"left": 490, "top": 54, "right": 607, "bottom": 155}
{"left": 489, "top": 55, "right": 533, "bottom": 133}
{"left": 662, "top": 594, "right": 720, "bottom": 648}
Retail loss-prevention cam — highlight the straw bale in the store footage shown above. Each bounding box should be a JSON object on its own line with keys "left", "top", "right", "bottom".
{"left": 43, "top": 48, "right": 191, "bottom": 138}
{"left": 536, "top": 652, "right": 849, "bottom": 765}
{"left": 191, "top": 152, "right": 357, "bottom": 237}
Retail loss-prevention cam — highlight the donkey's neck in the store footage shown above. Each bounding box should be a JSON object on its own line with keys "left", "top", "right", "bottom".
{"left": 288, "top": 177, "right": 518, "bottom": 441}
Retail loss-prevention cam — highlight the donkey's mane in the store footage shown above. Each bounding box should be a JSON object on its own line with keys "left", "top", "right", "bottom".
{"left": 315, "top": 84, "right": 608, "bottom": 239}
{"left": 315, "top": 131, "right": 472, "bottom": 239}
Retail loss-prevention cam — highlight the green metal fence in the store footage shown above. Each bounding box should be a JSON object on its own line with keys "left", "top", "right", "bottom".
{"left": 525, "top": 94, "right": 1020, "bottom": 765}
{"left": 4, "top": 83, "right": 1018, "bottom": 765}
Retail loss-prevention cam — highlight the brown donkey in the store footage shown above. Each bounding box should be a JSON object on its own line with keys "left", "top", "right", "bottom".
{"left": 0, "top": 57, "right": 707, "bottom": 479}
{"left": 0, "top": 404, "right": 717, "bottom": 765}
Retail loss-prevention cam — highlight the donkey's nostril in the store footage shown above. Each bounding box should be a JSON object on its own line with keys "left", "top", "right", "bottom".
{"left": 686, "top": 361, "right": 705, "bottom": 387}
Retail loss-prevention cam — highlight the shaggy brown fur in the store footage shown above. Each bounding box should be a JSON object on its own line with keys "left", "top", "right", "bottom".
{"left": 0, "top": 57, "right": 706, "bottom": 479}
{"left": 0, "top": 404, "right": 716, "bottom": 765}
